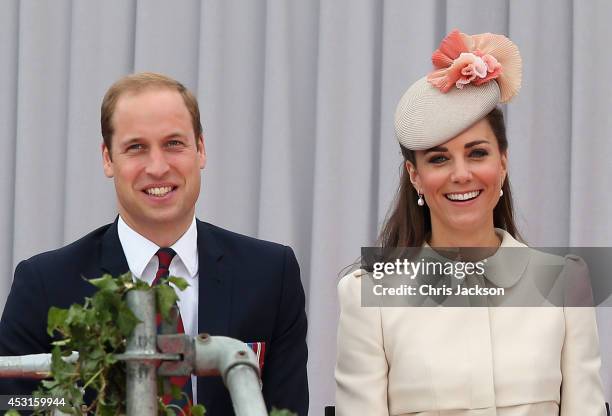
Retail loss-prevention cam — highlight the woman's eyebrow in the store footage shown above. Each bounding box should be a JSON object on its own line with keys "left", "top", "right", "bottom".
{"left": 424, "top": 139, "right": 490, "bottom": 154}
{"left": 465, "top": 139, "right": 489, "bottom": 148}
{"left": 424, "top": 146, "right": 447, "bottom": 154}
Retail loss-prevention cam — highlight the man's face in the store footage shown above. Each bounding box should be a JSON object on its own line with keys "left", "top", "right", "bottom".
{"left": 102, "top": 88, "right": 206, "bottom": 238}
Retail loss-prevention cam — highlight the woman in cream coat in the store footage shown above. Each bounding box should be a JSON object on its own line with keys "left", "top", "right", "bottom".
{"left": 335, "top": 30, "right": 605, "bottom": 415}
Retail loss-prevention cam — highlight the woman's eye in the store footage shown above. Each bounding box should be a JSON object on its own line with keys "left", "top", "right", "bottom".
{"left": 428, "top": 155, "right": 448, "bottom": 164}
{"left": 470, "top": 149, "right": 488, "bottom": 158}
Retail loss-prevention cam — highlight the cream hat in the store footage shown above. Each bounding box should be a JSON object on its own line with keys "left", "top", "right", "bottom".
{"left": 394, "top": 30, "right": 522, "bottom": 150}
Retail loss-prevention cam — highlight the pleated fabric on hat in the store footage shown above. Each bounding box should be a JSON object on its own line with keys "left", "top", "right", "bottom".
{"left": 394, "top": 76, "right": 499, "bottom": 150}
{"left": 394, "top": 29, "right": 522, "bottom": 151}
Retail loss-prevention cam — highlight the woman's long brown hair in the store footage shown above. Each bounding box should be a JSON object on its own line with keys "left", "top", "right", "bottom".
{"left": 378, "top": 107, "right": 520, "bottom": 248}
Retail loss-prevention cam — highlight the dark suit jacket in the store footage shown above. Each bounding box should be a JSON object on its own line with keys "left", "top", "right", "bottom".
{"left": 0, "top": 219, "right": 308, "bottom": 415}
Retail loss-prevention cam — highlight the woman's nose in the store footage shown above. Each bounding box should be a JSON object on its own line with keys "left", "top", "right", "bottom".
{"left": 450, "top": 159, "right": 472, "bottom": 183}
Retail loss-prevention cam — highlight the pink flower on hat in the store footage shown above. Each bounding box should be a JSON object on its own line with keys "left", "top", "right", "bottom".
{"left": 426, "top": 29, "right": 521, "bottom": 103}
{"left": 429, "top": 51, "right": 500, "bottom": 91}
{"left": 473, "top": 52, "right": 502, "bottom": 85}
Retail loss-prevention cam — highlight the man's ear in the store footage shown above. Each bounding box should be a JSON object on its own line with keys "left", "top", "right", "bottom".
{"left": 198, "top": 134, "right": 206, "bottom": 169}
{"left": 102, "top": 142, "right": 114, "bottom": 178}
{"left": 405, "top": 160, "right": 421, "bottom": 191}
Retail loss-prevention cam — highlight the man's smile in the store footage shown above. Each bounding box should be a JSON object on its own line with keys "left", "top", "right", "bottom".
{"left": 143, "top": 185, "right": 177, "bottom": 198}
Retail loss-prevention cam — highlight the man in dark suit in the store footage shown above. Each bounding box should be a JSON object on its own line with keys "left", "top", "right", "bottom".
{"left": 0, "top": 72, "right": 308, "bottom": 415}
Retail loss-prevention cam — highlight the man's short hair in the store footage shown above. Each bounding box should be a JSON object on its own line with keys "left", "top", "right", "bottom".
{"left": 101, "top": 72, "right": 203, "bottom": 153}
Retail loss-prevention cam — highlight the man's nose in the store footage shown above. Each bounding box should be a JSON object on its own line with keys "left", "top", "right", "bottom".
{"left": 450, "top": 159, "right": 472, "bottom": 183}
{"left": 145, "top": 147, "right": 170, "bottom": 177}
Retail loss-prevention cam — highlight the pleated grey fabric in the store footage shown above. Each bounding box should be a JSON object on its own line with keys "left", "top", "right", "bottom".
{"left": 0, "top": 0, "right": 611, "bottom": 411}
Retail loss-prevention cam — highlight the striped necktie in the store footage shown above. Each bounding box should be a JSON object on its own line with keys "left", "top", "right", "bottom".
{"left": 153, "top": 248, "right": 194, "bottom": 413}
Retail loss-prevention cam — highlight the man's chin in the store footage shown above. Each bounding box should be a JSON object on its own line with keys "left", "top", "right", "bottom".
{"left": 138, "top": 212, "right": 183, "bottom": 227}
{"left": 124, "top": 209, "right": 182, "bottom": 228}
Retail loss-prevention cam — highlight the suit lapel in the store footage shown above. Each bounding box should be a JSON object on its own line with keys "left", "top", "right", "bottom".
{"left": 196, "top": 220, "right": 231, "bottom": 337}
{"left": 99, "top": 218, "right": 130, "bottom": 277}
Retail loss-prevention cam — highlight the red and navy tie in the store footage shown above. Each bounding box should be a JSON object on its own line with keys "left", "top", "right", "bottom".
{"left": 153, "top": 248, "right": 193, "bottom": 412}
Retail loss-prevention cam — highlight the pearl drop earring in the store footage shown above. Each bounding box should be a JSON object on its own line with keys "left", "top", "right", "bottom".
{"left": 499, "top": 189, "right": 504, "bottom": 197}
{"left": 417, "top": 193, "right": 425, "bottom": 206}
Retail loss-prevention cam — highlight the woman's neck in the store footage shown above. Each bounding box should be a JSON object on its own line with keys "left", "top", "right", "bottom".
{"left": 429, "top": 225, "right": 501, "bottom": 248}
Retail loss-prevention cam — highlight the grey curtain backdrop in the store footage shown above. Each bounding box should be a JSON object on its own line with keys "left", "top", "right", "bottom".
{"left": 1, "top": 0, "right": 610, "bottom": 412}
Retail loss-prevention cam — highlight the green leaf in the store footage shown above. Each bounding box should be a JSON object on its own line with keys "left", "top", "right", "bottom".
{"left": 98, "top": 403, "right": 116, "bottom": 416}
{"left": 156, "top": 284, "right": 178, "bottom": 321}
{"left": 65, "top": 304, "right": 85, "bottom": 327}
{"left": 88, "top": 274, "right": 119, "bottom": 292}
{"left": 191, "top": 404, "right": 206, "bottom": 416}
{"left": 47, "top": 306, "right": 68, "bottom": 336}
{"left": 116, "top": 302, "right": 140, "bottom": 337}
{"left": 50, "top": 346, "right": 75, "bottom": 375}
{"left": 167, "top": 276, "right": 190, "bottom": 291}
{"left": 270, "top": 408, "right": 297, "bottom": 416}
{"left": 51, "top": 338, "right": 72, "bottom": 347}
{"left": 41, "top": 379, "right": 58, "bottom": 389}
{"left": 5, "top": 410, "right": 21, "bottom": 415}
{"left": 170, "top": 383, "right": 182, "bottom": 400}
{"left": 132, "top": 279, "right": 150, "bottom": 291}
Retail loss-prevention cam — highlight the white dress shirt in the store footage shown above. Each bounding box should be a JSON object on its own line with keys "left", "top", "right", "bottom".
{"left": 117, "top": 216, "right": 199, "bottom": 401}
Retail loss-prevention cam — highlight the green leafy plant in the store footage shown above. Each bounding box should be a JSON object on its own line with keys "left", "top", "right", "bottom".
{"left": 6, "top": 273, "right": 296, "bottom": 416}
{"left": 32, "top": 272, "right": 208, "bottom": 415}
{"left": 270, "top": 409, "right": 297, "bottom": 416}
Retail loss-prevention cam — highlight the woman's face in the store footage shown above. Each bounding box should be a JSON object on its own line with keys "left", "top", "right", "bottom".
{"left": 406, "top": 118, "right": 507, "bottom": 237}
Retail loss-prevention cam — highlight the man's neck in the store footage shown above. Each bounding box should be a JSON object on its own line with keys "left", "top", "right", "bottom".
{"left": 119, "top": 215, "right": 194, "bottom": 247}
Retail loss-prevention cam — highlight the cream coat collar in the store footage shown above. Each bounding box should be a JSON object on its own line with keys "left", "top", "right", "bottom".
{"left": 423, "top": 228, "right": 529, "bottom": 289}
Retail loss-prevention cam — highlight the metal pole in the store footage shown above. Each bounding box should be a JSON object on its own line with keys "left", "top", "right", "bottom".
{"left": 0, "top": 352, "right": 77, "bottom": 378}
{"left": 0, "top": 354, "right": 77, "bottom": 415}
{"left": 1, "top": 299, "right": 269, "bottom": 416}
{"left": 0, "top": 332, "right": 270, "bottom": 416}
{"left": 124, "top": 289, "right": 158, "bottom": 416}
{"left": 193, "top": 334, "right": 267, "bottom": 416}
{"left": 225, "top": 364, "right": 268, "bottom": 416}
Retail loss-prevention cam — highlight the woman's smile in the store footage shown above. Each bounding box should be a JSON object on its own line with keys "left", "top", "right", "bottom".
{"left": 444, "top": 189, "right": 482, "bottom": 202}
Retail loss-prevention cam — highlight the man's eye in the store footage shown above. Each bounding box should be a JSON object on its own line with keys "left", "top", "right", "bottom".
{"left": 127, "top": 144, "right": 144, "bottom": 151}
{"left": 428, "top": 155, "right": 448, "bottom": 164}
{"left": 470, "top": 149, "right": 488, "bottom": 158}
{"left": 167, "top": 140, "right": 183, "bottom": 147}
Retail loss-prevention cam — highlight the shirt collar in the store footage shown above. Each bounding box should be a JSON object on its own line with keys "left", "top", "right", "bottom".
{"left": 117, "top": 216, "right": 199, "bottom": 279}
{"left": 171, "top": 217, "right": 199, "bottom": 278}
